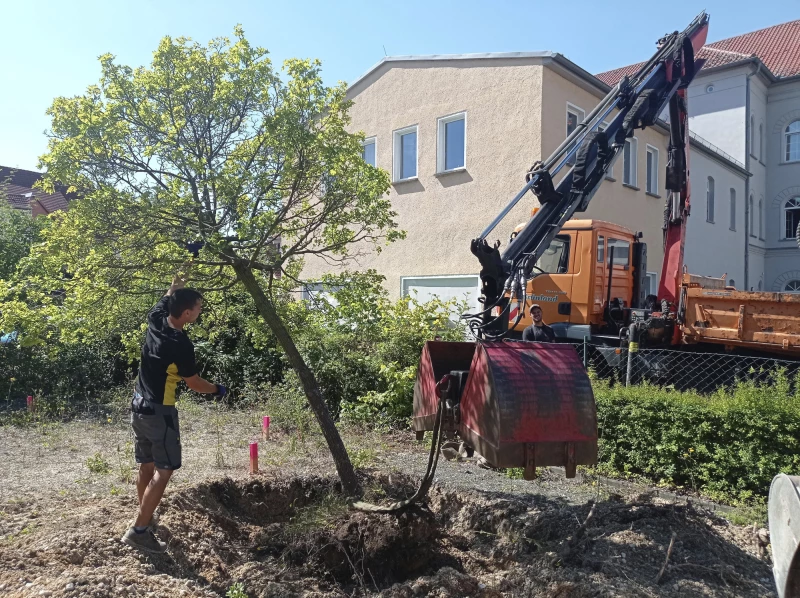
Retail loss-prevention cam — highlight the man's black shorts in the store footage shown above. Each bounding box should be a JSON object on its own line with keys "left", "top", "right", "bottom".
{"left": 131, "top": 398, "right": 182, "bottom": 471}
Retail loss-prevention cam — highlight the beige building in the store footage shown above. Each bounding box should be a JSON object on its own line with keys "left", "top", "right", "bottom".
{"left": 304, "top": 52, "right": 739, "bottom": 308}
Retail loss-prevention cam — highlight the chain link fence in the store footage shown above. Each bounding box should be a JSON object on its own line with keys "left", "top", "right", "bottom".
{"left": 568, "top": 341, "right": 800, "bottom": 394}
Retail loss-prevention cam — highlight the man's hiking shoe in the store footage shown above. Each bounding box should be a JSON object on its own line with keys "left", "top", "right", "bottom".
{"left": 129, "top": 509, "right": 160, "bottom": 531}
{"left": 121, "top": 528, "right": 166, "bottom": 553}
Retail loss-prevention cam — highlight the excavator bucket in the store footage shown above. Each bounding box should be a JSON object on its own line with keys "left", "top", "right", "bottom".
{"left": 413, "top": 341, "right": 597, "bottom": 478}
{"left": 769, "top": 474, "right": 800, "bottom": 598}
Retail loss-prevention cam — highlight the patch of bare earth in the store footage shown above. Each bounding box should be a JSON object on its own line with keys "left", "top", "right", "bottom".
{"left": 0, "top": 470, "right": 775, "bottom": 597}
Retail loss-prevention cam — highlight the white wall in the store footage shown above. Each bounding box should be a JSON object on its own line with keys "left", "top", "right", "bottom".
{"left": 764, "top": 77, "right": 800, "bottom": 290}
{"left": 684, "top": 150, "right": 747, "bottom": 286}
{"left": 688, "top": 68, "right": 749, "bottom": 163}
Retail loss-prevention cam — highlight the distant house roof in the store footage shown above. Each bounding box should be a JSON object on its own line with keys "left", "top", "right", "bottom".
{"left": 597, "top": 19, "right": 800, "bottom": 86}
{"left": 1, "top": 166, "right": 70, "bottom": 214}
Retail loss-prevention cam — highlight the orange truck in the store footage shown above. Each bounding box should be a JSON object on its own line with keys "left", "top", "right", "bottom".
{"left": 506, "top": 218, "right": 800, "bottom": 359}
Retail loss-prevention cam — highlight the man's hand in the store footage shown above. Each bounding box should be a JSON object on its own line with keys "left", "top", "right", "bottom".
{"left": 167, "top": 262, "right": 192, "bottom": 296}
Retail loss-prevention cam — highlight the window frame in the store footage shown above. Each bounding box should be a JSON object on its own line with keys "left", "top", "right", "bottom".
{"left": 361, "top": 136, "right": 377, "bottom": 167}
{"left": 759, "top": 123, "right": 764, "bottom": 161}
{"left": 750, "top": 115, "right": 756, "bottom": 157}
{"left": 436, "top": 112, "right": 467, "bottom": 173}
{"left": 565, "top": 103, "right": 585, "bottom": 165}
{"left": 598, "top": 122, "right": 614, "bottom": 179}
{"left": 785, "top": 280, "right": 800, "bottom": 293}
{"left": 749, "top": 194, "right": 755, "bottom": 237}
{"left": 622, "top": 136, "right": 638, "bottom": 187}
{"left": 706, "top": 176, "right": 715, "bottom": 223}
{"left": 758, "top": 197, "right": 764, "bottom": 240}
{"left": 645, "top": 145, "right": 659, "bottom": 195}
{"left": 596, "top": 234, "right": 605, "bottom": 263}
{"left": 392, "top": 125, "right": 419, "bottom": 182}
{"left": 729, "top": 188, "right": 736, "bottom": 231}
{"left": 786, "top": 120, "right": 800, "bottom": 163}
{"left": 783, "top": 197, "right": 800, "bottom": 240}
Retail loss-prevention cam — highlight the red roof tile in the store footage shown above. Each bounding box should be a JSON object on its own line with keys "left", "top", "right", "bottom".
{"left": 597, "top": 19, "right": 800, "bottom": 86}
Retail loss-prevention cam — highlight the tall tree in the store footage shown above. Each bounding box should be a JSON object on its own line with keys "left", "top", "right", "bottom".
{"left": 3, "top": 28, "right": 400, "bottom": 496}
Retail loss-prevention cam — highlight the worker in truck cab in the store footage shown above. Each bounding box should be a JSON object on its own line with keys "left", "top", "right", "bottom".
{"left": 522, "top": 304, "right": 555, "bottom": 343}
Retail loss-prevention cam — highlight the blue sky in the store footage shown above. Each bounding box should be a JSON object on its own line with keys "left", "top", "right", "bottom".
{"left": 1, "top": 0, "right": 795, "bottom": 171}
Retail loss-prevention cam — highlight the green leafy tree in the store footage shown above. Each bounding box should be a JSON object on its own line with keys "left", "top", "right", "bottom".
{"left": 0, "top": 28, "right": 401, "bottom": 496}
{"left": 0, "top": 197, "right": 46, "bottom": 281}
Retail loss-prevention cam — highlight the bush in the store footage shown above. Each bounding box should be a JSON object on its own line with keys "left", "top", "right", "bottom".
{"left": 595, "top": 370, "right": 800, "bottom": 503}
{"left": 295, "top": 271, "right": 467, "bottom": 422}
{"left": 0, "top": 338, "right": 132, "bottom": 418}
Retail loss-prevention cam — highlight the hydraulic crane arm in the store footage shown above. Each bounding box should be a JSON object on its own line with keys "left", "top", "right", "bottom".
{"left": 468, "top": 12, "right": 709, "bottom": 340}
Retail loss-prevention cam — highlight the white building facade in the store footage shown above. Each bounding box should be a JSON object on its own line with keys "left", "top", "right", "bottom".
{"left": 599, "top": 20, "right": 800, "bottom": 292}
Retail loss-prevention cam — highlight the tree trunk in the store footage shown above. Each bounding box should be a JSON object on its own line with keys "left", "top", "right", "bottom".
{"left": 232, "top": 262, "right": 361, "bottom": 498}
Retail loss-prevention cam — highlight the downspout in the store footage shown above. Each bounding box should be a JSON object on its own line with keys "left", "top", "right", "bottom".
{"left": 744, "top": 61, "right": 762, "bottom": 290}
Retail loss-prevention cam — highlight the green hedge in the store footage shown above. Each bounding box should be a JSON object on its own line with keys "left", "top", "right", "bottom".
{"left": 595, "top": 372, "right": 800, "bottom": 503}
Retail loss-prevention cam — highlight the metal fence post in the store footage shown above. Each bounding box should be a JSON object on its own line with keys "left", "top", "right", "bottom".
{"left": 625, "top": 324, "right": 638, "bottom": 387}
{"left": 583, "top": 336, "right": 588, "bottom": 368}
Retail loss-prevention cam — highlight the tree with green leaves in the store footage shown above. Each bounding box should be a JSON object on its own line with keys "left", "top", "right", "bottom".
{"left": 1, "top": 28, "right": 401, "bottom": 496}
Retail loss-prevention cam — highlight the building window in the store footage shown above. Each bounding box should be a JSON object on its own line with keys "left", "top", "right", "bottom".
{"left": 643, "top": 272, "right": 658, "bottom": 296}
{"left": 785, "top": 280, "right": 800, "bottom": 293}
{"left": 758, "top": 198, "right": 764, "bottom": 239}
{"left": 623, "top": 137, "right": 638, "bottom": 186}
{"left": 436, "top": 113, "right": 466, "bottom": 172}
{"left": 393, "top": 126, "right": 418, "bottom": 181}
{"left": 786, "top": 120, "right": 800, "bottom": 162}
{"left": 749, "top": 194, "right": 755, "bottom": 237}
{"left": 750, "top": 116, "right": 755, "bottom": 156}
{"left": 565, "top": 104, "right": 585, "bottom": 165}
{"left": 784, "top": 197, "right": 800, "bottom": 239}
{"left": 706, "top": 176, "right": 715, "bottom": 223}
{"left": 759, "top": 123, "right": 764, "bottom": 160}
{"left": 645, "top": 145, "right": 658, "bottom": 194}
{"left": 400, "top": 275, "right": 481, "bottom": 316}
{"left": 362, "top": 137, "right": 376, "bottom": 167}
{"left": 597, "top": 235, "right": 604, "bottom": 263}
{"left": 598, "top": 123, "right": 613, "bottom": 178}
{"left": 729, "top": 189, "right": 736, "bottom": 231}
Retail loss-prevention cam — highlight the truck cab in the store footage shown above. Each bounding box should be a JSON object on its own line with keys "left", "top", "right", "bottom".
{"left": 506, "top": 219, "right": 645, "bottom": 341}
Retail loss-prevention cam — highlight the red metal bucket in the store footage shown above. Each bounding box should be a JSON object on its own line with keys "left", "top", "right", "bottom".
{"left": 413, "top": 341, "right": 597, "bottom": 477}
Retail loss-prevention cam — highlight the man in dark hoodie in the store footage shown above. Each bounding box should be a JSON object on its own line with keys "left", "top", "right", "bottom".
{"left": 121, "top": 272, "right": 227, "bottom": 553}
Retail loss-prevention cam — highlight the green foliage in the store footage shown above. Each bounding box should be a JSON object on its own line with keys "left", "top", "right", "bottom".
{"left": 0, "top": 200, "right": 46, "bottom": 281}
{"left": 596, "top": 371, "right": 800, "bottom": 503}
{"left": 86, "top": 452, "right": 111, "bottom": 474}
{"left": 0, "top": 338, "right": 130, "bottom": 419}
{"left": 290, "top": 270, "right": 466, "bottom": 422}
{"left": 226, "top": 582, "right": 248, "bottom": 598}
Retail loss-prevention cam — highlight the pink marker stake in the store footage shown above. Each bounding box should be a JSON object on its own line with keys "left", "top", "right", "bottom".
{"left": 262, "top": 416, "right": 270, "bottom": 441}
{"left": 26, "top": 395, "right": 34, "bottom": 413}
{"left": 249, "top": 441, "right": 259, "bottom": 474}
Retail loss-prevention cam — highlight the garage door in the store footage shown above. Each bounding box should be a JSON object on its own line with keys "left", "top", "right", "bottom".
{"left": 400, "top": 275, "right": 481, "bottom": 317}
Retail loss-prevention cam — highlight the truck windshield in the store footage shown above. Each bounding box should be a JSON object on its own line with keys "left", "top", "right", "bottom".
{"left": 535, "top": 235, "right": 570, "bottom": 274}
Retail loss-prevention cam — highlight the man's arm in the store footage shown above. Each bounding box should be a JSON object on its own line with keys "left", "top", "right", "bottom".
{"left": 183, "top": 374, "right": 224, "bottom": 395}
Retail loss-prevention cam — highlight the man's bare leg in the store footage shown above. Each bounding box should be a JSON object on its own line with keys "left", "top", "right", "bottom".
{"left": 136, "top": 462, "right": 155, "bottom": 505}
{"left": 134, "top": 468, "right": 173, "bottom": 528}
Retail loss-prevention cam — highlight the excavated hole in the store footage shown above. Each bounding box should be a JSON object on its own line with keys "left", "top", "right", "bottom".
{"left": 163, "top": 474, "right": 468, "bottom": 593}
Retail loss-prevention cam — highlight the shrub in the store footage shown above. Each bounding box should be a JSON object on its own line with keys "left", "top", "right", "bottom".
{"left": 595, "top": 370, "right": 800, "bottom": 503}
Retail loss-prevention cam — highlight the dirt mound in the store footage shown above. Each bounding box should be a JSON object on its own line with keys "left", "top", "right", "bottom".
{"left": 0, "top": 472, "right": 776, "bottom": 597}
